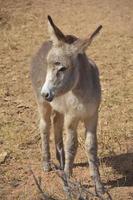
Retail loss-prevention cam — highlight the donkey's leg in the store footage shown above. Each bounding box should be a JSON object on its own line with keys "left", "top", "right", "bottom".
{"left": 64, "top": 116, "right": 78, "bottom": 176}
{"left": 84, "top": 113, "right": 104, "bottom": 195}
{"left": 53, "top": 111, "right": 65, "bottom": 169}
{"left": 38, "top": 102, "right": 52, "bottom": 171}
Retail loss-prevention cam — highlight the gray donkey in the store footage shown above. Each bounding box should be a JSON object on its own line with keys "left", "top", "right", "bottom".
{"left": 31, "top": 16, "right": 104, "bottom": 195}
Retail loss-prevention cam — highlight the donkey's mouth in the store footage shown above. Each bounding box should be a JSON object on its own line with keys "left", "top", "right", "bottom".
{"left": 45, "top": 95, "right": 54, "bottom": 102}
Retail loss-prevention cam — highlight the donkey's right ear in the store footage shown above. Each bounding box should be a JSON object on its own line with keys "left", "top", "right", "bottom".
{"left": 47, "top": 15, "right": 66, "bottom": 46}
{"left": 71, "top": 25, "right": 103, "bottom": 54}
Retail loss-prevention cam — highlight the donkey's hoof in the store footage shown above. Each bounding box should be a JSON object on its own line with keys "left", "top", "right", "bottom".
{"left": 43, "top": 163, "right": 51, "bottom": 172}
{"left": 64, "top": 168, "right": 72, "bottom": 178}
{"left": 95, "top": 183, "right": 105, "bottom": 196}
{"left": 97, "top": 190, "right": 111, "bottom": 200}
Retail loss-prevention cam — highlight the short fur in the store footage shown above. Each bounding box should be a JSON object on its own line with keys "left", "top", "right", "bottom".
{"left": 30, "top": 16, "right": 104, "bottom": 195}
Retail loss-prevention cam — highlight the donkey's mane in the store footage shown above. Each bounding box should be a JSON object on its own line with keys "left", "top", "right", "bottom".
{"left": 65, "top": 35, "right": 78, "bottom": 44}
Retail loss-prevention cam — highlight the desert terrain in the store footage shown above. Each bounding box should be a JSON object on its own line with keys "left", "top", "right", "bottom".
{"left": 0, "top": 0, "right": 133, "bottom": 199}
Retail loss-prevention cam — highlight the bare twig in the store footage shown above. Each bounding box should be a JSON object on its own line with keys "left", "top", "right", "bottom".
{"left": 30, "top": 163, "right": 112, "bottom": 200}
{"left": 29, "top": 167, "right": 55, "bottom": 200}
{"left": 51, "top": 163, "right": 72, "bottom": 200}
{"left": 52, "top": 163, "right": 96, "bottom": 200}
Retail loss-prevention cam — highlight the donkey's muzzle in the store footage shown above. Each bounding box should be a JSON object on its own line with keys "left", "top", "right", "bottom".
{"left": 41, "top": 91, "right": 54, "bottom": 102}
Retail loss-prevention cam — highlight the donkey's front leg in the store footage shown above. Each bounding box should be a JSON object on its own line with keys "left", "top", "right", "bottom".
{"left": 64, "top": 116, "right": 78, "bottom": 176}
{"left": 53, "top": 111, "right": 65, "bottom": 169}
{"left": 84, "top": 113, "right": 104, "bottom": 195}
{"left": 38, "top": 102, "right": 51, "bottom": 171}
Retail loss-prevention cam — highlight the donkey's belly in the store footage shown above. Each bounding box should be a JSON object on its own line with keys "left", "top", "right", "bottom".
{"left": 50, "top": 92, "right": 98, "bottom": 119}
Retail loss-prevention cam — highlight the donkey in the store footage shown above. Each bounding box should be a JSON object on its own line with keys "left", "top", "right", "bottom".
{"left": 31, "top": 16, "right": 104, "bottom": 195}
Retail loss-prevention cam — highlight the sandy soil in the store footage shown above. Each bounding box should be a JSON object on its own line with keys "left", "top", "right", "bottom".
{"left": 0, "top": 0, "right": 133, "bottom": 199}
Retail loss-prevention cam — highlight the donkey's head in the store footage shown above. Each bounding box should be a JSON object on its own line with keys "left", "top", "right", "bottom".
{"left": 41, "top": 16, "right": 102, "bottom": 102}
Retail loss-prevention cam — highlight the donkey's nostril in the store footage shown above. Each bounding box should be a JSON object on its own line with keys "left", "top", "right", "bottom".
{"left": 41, "top": 92, "right": 50, "bottom": 99}
{"left": 45, "top": 92, "right": 49, "bottom": 98}
{"left": 41, "top": 91, "right": 54, "bottom": 102}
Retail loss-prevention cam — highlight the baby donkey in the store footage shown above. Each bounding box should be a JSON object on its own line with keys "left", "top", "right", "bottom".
{"left": 31, "top": 16, "right": 104, "bottom": 195}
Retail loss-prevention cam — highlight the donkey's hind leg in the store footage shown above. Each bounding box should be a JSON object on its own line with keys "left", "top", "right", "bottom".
{"left": 38, "top": 102, "right": 52, "bottom": 171}
{"left": 84, "top": 113, "right": 104, "bottom": 195}
{"left": 53, "top": 111, "right": 65, "bottom": 169}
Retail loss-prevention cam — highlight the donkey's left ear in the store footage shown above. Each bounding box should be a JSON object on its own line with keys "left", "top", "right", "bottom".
{"left": 47, "top": 15, "right": 66, "bottom": 46}
{"left": 71, "top": 25, "right": 103, "bottom": 54}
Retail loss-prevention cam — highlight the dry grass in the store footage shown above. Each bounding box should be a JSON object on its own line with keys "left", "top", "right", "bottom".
{"left": 0, "top": 0, "right": 133, "bottom": 199}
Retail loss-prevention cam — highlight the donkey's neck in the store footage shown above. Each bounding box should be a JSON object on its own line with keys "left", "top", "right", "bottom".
{"left": 72, "top": 53, "right": 92, "bottom": 94}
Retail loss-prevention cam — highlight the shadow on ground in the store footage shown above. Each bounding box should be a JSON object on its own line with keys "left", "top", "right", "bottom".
{"left": 74, "top": 153, "right": 133, "bottom": 187}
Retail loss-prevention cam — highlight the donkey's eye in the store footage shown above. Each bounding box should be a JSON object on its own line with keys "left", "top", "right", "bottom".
{"left": 58, "top": 66, "right": 67, "bottom": 72}
{"left": 54, "top": 62, "right": 61, "bottom": 66}
{"left": 56, "top": 66, "right": 67, "bottom": 77}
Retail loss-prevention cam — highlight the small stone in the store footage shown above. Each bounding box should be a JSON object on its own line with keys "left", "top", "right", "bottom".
{"left": 10, "top": 179, "right": 20, "bottom": 188}
{"left": 0, "top": 152, "right": 8, "bottom": 164}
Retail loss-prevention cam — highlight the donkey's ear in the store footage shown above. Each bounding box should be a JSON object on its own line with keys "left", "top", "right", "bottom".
{"left": 71, "top": 25, "right": 103, "bottom": 54}
{"left": 47, "top": 15, "right": 66, "bottom": 46}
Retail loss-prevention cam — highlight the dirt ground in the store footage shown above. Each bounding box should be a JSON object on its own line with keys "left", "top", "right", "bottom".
{"left": 0, "top": 0, "right": 133, "bottom": 199}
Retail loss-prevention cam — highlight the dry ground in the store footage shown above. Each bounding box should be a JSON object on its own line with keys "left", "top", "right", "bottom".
{"left": 0, "top": 0, "right": 133, "bottom": 199}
